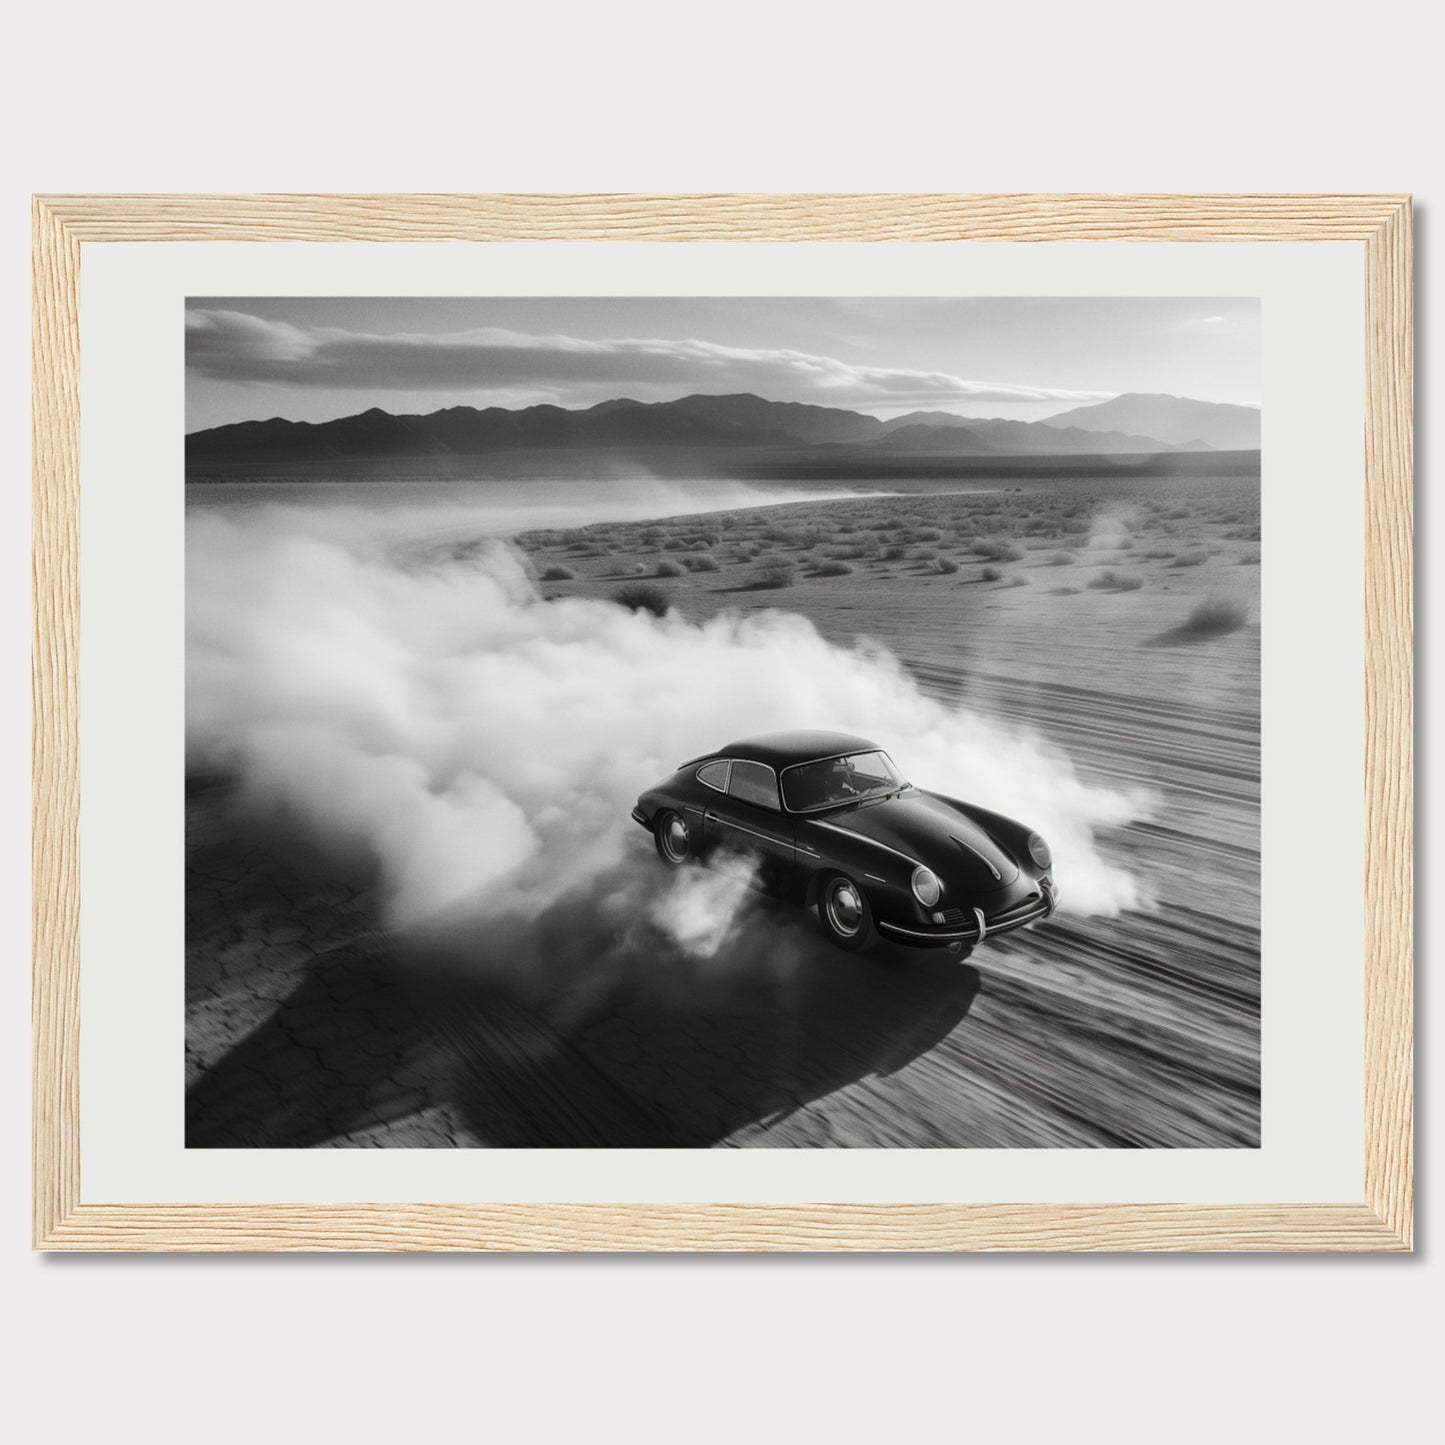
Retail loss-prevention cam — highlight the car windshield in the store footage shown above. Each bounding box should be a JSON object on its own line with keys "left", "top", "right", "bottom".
{"left": 781, "top": 751, "right": 907, "bottom": 813}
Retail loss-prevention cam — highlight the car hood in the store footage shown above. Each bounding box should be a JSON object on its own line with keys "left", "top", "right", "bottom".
{"left": 816, "top": 791, "right": 1021, "bottom": 890}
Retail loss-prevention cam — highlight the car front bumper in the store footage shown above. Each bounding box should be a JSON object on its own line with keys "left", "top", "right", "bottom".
{"left": 877, "top": 876, "right": 1058, "bottom": 946}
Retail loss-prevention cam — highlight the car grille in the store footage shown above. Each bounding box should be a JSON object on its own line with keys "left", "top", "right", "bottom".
{"left": 986, "top": 891, "right": 1045, "bottom": 929}
{"left": 879, "top": 886, "right": 1054, "bottom": 945}
{"left": 933, "top": 891, "right": 1048, "bottom": 936}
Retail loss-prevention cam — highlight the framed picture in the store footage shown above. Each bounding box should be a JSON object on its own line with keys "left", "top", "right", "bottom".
{"left": 32, "top": 193, "right": 1412, "bottom": 1251}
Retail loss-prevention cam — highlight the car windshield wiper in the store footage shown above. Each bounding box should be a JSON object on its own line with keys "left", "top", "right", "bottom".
{"left": 864, "top": 783, "right": 911, "bottom": 801}
{"left": 838, "top": 784, "right": 909, "bottom": 809}
{"left": 793, "top": 784, "right": 909, "bottom": 814}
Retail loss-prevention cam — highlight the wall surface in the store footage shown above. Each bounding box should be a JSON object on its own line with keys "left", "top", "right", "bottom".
{"left": 2, "top": 4, "right": 1435, "bottom": 1440}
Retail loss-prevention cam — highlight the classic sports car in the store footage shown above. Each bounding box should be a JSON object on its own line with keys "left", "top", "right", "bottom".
{"left": 631, "top": 730, "right": 1058, "bottom": 954}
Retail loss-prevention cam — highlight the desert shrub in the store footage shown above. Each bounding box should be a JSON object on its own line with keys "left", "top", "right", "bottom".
{"left": 612, "top": 584, "right": 669, "bottom": 616}
{"left": 904, "top": 527, "right": 942, "bottom": 543}
{"left": 879, "top": 543, "right": 908, "bottom": 561}
{"left": 540, "top": 564, "right": 576, "bottom": 581}
{"left": 1047, "top": 550, "right": 1076, "bottom": 566}
{"left": 1180, "top": 595, "right": 1249, "bottom": 635}
{"left": 1009, "top": 574, "right": 1030, "bottom": 587}
{"left": 981, "top": 565, "right": 1004, "bottom": 582}
{"left": 654, "top": 559, "right": 685, "bottom": 578}
{"left": 830, "top": 545, "right": 867, "bottom": 560}
{"left": 973, "top": 538, "right": 1025, "bottom": 562}
{"left": 837, "top": 521, "right": 858, "bottom": 533}
{"left": 813, "top": 560, "right": 854, "bottom": 577}
{"left": 932, "top": 557, "right": 960, "bottom": 575}
{"left": 685, "top": 554, "right": 720, "bottom": 572}
{"left": 753, "top": 559, "right": 796, "bottom": 589}
{"left": 1238, "top": 552, "right": 1261, "bottom": 566}
{"left": 1087, "top": 570, "right": 1144, "bottom": 591}
{"left": 662, "top": 537, "right": 689, "bottom": 551}
{"left": 1171, "top": 549, "right": 1208, "bottom": 568}
{"left": 1143, "top": 547, "right": 1176, "bottom": 560}
{"left": 913, "top": 547, "right": 938, "bottom": 562}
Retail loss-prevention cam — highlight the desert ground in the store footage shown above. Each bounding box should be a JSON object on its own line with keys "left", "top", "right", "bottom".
{"left": 186, "top": 475, "right": 1260, "bottom": 1148}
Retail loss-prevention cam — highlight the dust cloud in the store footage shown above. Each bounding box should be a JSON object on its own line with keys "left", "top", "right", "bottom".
{"left": 187, "top": 501, "right": 1151, "bottom": 940}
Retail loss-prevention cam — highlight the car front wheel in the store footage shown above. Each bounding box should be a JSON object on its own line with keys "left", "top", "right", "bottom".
{"left": 653, "top": 809, "right": 693, "bottom": 867}
{"left": 818, "top": 872, "right": 877, "bottom": 952}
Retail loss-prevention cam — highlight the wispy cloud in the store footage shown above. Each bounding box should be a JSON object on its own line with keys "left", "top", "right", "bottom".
{"left": 185, "top": 309, "right": 1115, "bottom": 411}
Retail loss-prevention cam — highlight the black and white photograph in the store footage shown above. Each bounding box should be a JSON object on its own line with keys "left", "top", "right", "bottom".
{"left": 183, "top": 295, "right": 1262, "bottom": 1150}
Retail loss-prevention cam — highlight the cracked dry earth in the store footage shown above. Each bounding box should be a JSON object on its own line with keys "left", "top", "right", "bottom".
{"left": 185, "top": 784, "right": 991, "bottom": 1149}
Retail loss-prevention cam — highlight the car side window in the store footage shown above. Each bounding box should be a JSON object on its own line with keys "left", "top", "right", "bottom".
{"left": 696, "top": 759, "right": 730, "bottom": 792}
{"left": 728, "top": 760, "right": 779, "bottom": 811}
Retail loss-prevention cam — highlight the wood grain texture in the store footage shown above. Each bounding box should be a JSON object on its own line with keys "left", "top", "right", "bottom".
{"left": 1362, "top": 200, "right": 1414, "bottom": 1246}
{"left": 38, "top": 1203, "right": 1409, "bottom": 1252}
{"left": 32, "top": 198, "right": 81, "bottom": 1247}
{"left": 34, "top": 191, "right": 1412, "bottom": 243}
{"left": 30, "top": 194, "right": 1414, "bottom": 1252}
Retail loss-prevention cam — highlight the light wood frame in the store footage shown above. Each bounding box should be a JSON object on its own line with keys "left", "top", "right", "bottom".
{"left": 32, "top": 194, "right": 1413, "bottom": 1251}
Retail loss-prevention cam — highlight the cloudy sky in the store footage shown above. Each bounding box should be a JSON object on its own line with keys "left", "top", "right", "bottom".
{"left": 185, "top": 296, "right": 1260, "bottom": 432}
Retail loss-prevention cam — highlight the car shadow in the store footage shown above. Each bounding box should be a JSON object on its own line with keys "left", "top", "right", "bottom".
{"left": 186, "top": 870, "right": 983, "bottom": 1149}
{"left": 401, "top": 877, "right": 984, "bottom": 1148}
{"left": 185, "top": 779, "right": 986, "bottom": 1149}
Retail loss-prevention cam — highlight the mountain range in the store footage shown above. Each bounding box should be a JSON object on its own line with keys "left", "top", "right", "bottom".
{"left": 185, "top": 391, "right": 1260, "bottom": 466}
{"left": 1040, "top": 393, "right": 1260, "bottom": 450}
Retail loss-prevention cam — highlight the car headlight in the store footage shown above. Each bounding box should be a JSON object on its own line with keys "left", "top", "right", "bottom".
{"left": 911, "top": 865, "right": 943, "bottom": 907}
{"left": 1027, "top": 832, "right": 1052, "bottom": 869}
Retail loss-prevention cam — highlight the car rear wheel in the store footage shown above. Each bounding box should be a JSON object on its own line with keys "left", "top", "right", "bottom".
{"left": 653, "top": 809, "right": 693, "bottom": 867}
{"left": 818, "top": 872, "right": 877, "bottom": 952}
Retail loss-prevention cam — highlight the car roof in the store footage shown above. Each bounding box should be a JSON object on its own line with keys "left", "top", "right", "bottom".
{"left": 717, "top": 730, "right": 881, "bottom": 768}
